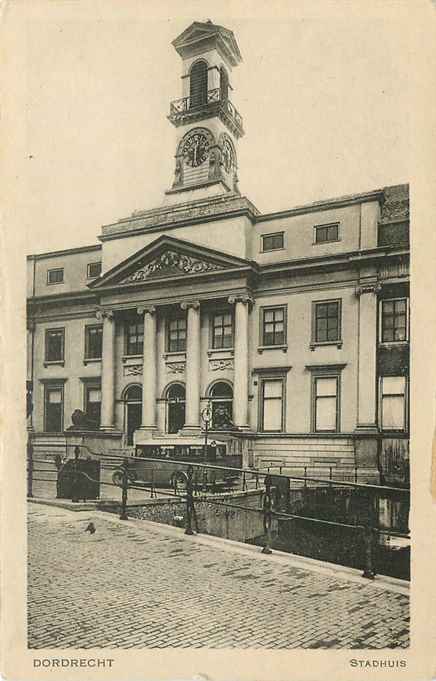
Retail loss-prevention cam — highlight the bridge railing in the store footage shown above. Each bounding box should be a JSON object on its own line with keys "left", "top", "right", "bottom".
{"left": 27, "top": 442, "right": 410, "bottom": 581}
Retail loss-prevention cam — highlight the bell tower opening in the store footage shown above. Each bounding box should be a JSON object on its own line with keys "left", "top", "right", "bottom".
{"left": 189, "top": 60, "right": 208, "bottom": 108}
{"left": 165, "top": 20, "right": 244, "bottom": 204}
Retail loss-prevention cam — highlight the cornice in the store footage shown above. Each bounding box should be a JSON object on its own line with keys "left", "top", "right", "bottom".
{"left": 27, "top": 310, "right": 98, "bottom": 323}
{"left": 257, "top": 190, "right": 385, "bottom": 223}
{"left": 27, "top": 291, "right": 98, "bottom": 306}
{"left": 27, "top": 244, "right": 101, "bottom": 261}
{"left": 260, "top": 246, "right": 409, "bottom": 277}
{"left": 99, "top": 208, "right": 257, "bottom": 242}
{"left": 100, "top": 195, "right": 259, "bottom": 242}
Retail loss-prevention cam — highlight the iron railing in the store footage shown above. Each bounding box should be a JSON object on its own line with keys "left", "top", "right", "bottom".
{"left": 27, "top": 442, "right": 410, "bottom": 581}
{"left": 169, "top": 88, "right": 243, "bottom": 132}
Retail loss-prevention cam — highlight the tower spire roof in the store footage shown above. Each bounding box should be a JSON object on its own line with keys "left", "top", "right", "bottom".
{"left": 172, "top": 20, "right": 242, "bottom": 66}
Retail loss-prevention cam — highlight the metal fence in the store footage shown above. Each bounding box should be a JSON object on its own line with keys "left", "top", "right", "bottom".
{"left": 27, "top": 440, "right": 410, "bottom": 581}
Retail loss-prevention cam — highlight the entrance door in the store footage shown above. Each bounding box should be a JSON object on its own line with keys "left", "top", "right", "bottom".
{"left": 127, "top": 403, "right": 142, "bottom": 445}
{"left": 124, "top": 385, "right": 142, "bottom": 445}
{"left": 167, "top": 384, "right": 185, "bottom": 434}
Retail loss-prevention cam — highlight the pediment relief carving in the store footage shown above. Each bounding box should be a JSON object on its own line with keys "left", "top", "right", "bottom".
{"left": 120, "top": 249, "right": 225, "bottom": 284}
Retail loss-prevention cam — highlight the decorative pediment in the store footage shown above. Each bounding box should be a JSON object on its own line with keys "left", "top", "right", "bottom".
{"left": 88, "top": 235, "right": 256, "bottom": 291}
{"left": 172, "top": 21, "right": 242, "bottom": 66}
{"left": 120, "top": 249, "right": 224, "bottom": 284}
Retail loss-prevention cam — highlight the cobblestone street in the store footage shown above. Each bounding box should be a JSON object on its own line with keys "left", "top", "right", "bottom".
{"left": 27, "top": 503, "right": 409, "bottom": 649}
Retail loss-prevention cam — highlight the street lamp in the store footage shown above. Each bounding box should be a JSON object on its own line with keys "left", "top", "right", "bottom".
{"left": 201, "top": 400, "right": 213, "bottom": 460}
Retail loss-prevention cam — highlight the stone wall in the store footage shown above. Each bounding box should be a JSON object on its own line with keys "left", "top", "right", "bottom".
{"left": 101, "top": 489, "right": 271, "bottom": 543}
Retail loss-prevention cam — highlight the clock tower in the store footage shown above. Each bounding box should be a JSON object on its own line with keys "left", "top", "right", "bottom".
{"left": 165, "top": 20, "right": 244, "bottom": 204}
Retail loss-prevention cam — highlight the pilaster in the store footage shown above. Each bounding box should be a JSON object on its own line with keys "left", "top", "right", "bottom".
{"left": 355, "top": 281, "right": 381, "bottom": 432}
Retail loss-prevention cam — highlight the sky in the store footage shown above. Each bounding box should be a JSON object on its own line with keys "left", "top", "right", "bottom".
{"left": 20, "top": 1, "right": 415, "bottom": 255}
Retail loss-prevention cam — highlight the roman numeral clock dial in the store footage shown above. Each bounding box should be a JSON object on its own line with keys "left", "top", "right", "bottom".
{"left": 181, "top": 131, "right": 210, "bottom": 167}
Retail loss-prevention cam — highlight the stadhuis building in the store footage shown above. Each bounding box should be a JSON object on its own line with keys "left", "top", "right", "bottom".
{"left": 27, "top": 20, "right": 410, "bottom": 478}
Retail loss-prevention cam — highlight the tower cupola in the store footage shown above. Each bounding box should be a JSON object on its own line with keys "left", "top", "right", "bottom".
{"left": 165, "top": 20, "right": 244, "bottom": 201}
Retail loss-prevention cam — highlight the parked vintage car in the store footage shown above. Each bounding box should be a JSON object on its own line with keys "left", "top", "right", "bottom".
{"left": 111, "top": 438, "right": 241, "bottom": 491}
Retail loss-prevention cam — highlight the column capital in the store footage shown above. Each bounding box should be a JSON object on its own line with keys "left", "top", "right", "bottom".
{"left": 181, "top": 300, "right": 200, "bottom": 311}
{"left": 228, "top": 294, "right": 254, "bottom": 307}
{"left": 137, "top": 304, "right": 156, "bottom": 316}
{"left": 355, "top": 281, "right": 382, "bottom": 297}
{"left": 96, "top": 308, "right": 114, "bottom": 321}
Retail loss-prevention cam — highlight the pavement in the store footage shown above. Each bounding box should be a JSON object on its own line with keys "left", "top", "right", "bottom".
{"left": 27, "top": 502, "right": 410, "bottom": 650}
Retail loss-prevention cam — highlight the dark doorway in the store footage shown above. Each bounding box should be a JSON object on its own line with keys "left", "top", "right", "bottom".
{"left": 125, "top": 385, "right": 142, "bottom": 445}
{"left": 167, "top": 384, "right": 186, "bottom": 434}
{"left": 210, "top": 381, "right": 233, "bottom": 429}
{"left": 44, "top": 385, "right": 64, "bottom": 432}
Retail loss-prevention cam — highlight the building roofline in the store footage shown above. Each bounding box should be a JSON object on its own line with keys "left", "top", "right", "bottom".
{"left": 257, "top": 189, "right": 387, "bottom": 223}
{"left": 27, "top": 243, "right": 101, "bottom": 261}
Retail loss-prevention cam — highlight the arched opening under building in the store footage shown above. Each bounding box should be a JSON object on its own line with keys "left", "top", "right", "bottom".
{"left": 208, "top": 381, "right": 233, "bottom": 429}
{"left": 123, "top": 384, "right": 142, "bottom": 445}
{"left": 190, "top": 60, "right": 208, "bottom": 108}
{"left": 166, "top": 383, "right": 186, "bottom": 434}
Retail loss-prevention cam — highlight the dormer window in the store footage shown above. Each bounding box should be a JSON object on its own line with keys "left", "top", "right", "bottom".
{"left": 190, "top": 60, "right": 208, "bottom": 108}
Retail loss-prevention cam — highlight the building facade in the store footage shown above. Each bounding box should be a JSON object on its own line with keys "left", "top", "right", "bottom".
{"left": 26, "top": 21, "right": 410, "bottom": 477}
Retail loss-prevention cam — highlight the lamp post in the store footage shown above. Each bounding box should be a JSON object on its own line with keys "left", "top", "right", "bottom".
{"left": 201, "top": 400, "right": 213, "bottom": 460}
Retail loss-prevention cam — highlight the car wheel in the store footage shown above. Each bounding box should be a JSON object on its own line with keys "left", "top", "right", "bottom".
{"left": 112, "top": 470, "right": 123, "bottom": 487}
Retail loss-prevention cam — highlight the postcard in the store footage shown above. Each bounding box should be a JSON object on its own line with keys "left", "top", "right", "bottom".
{"left": 2, "top": 1, "right": 436, "bottom": 680}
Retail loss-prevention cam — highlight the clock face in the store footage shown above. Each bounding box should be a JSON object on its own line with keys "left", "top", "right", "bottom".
{"left": 182, "top": 131, "right": 210, "bottom": 168}
{"left": 222, "top": 139, "right": 235, "bottom": 173}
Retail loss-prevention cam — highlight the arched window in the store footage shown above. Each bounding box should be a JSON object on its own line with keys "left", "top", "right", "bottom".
{"left": 190, "top": 60, "right": 208, "bottom": 108}
{"left": 209, "top": 382, "right": 233, "bottom": 429}
{"left": 220, "top": 66, "right": 229, "bottom": 101}
{"left": 123, "top": 384, "right": 142, "bottom": 445}
{"left": 166, "top": 383, "right": 186, "bottom": 434}
{"left": 125, "top": 384, "right": 142, "bottom": 402}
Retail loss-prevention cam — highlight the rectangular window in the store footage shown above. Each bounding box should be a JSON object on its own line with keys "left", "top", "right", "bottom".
{"left": 262, "top": 306, "right": 286, "bottom": 346}
{"left": 47, "top": 268, "right": 64, "bottom": 285}
{"left": 313, "top": 300, "right": 341, "bottom": 343}
{"left": 45, "top": 328, "right": 65, "bottom": 362}
{"left": 85, "top": 385, "right": 101, "bottom": 428}
{"left": 262, "top": 232, "right": 284, "bottom": 252}
{"left": 44, "top": 385, "right": 64, "bottom": 432}
{"left": 260, "top": 379, "right": 284, "bottom": 432}
{"left": 167, "top": 316, "right": 187, "bottom": 353}
{"left": 125, "top": 320, "right": 144, "bottom": 356}
{"left": 87, "top": 262, "right": 102, "bottom": 279}
{"left": 314, "top": 223, "right": 339, "bottom": 244}
{"left": 380, "top": 376, "right": 407, "bottom": 431}
{"left": 85, "top": 325, "right": 102, "bottom": 360}
{"left": 212, "top": 312, "right": 233, "bottom": 349}
{"left": 313, "top": 375, "right": 339, "bottom": 432}
{"left": 381, "top": 298, "right": 408, "bottom": 343}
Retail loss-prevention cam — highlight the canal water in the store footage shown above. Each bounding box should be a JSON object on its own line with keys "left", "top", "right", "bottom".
{"left": 252, "top": 485, "right": 410, "bottom": 580}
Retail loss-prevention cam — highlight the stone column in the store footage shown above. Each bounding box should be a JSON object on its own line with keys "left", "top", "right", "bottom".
{"left": 138, "top": 305, "right": 157, "bottom": 432}
{"left": 181, "top": 301, "right": 201, "bottom": 433}
{"left": 355, "top": 282, "right": 380, "bottom": 431}
{"left": 99, "top": 309, "right": 116, "bottom": 430}
{"left": 229, "top": 295, "right": 252, "bottom": 430}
